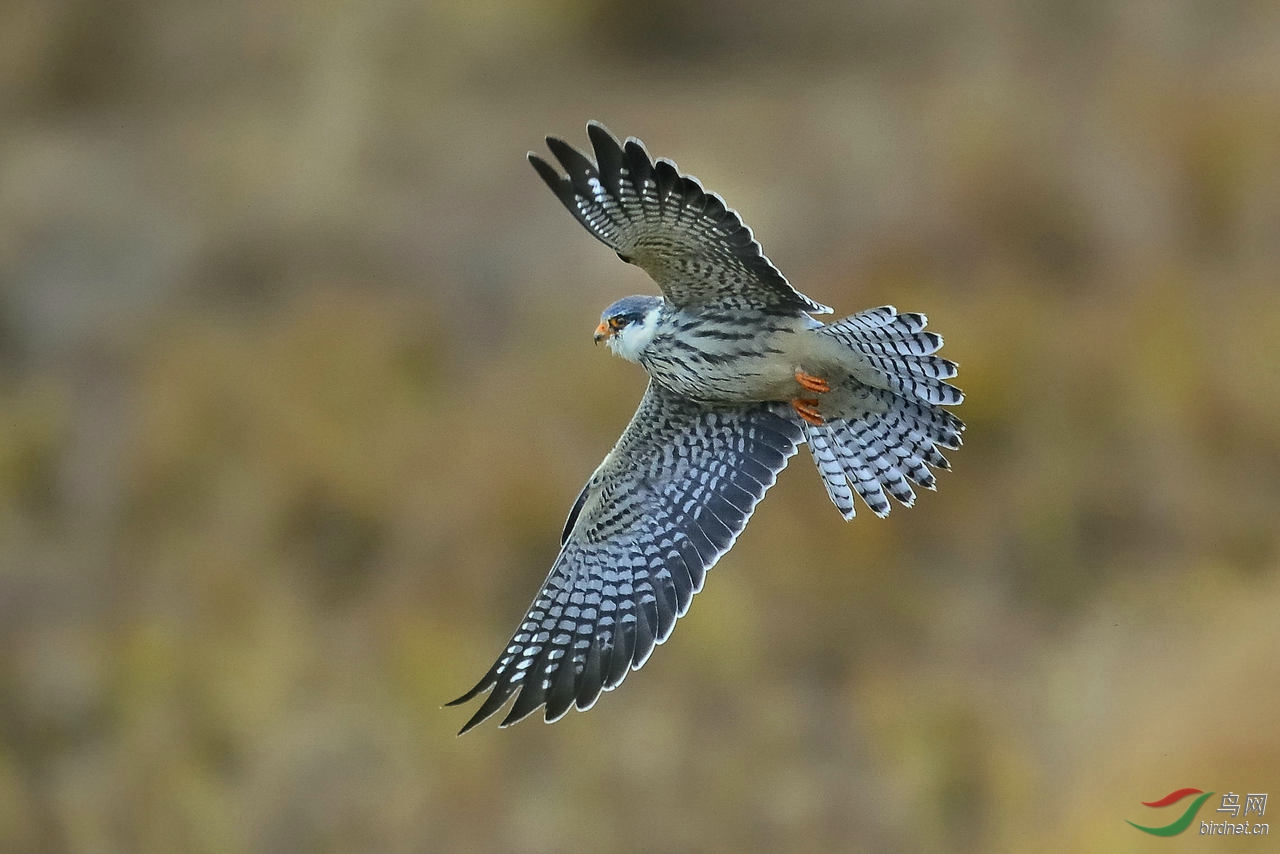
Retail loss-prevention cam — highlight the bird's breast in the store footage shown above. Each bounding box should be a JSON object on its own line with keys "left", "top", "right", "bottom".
{"left": 639, "top": 310, "right": 810, "bottom": 403}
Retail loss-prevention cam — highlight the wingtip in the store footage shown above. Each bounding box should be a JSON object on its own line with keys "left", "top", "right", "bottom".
{"left": 527, "top": 151, "right": 553, "bottom": 172}
{"left": 450, "top": 698, "right": 484, "bottom": 735}
{"left": 499, "top": 701, "right": 541, "bottom": 730}
{"left": 454, "top": 692, "right": 504, "bottom": 735}
{"left": 445, "top": 669, "right": 499, "bottom": 708}
{"left": 586, "top": 119, "right": 620, "bottom": 141}
{"left": 528, "top": 153, "right": 573, "bottom": 202}
{"left": 544, "top": 135, "right": 573, "bottom": 156}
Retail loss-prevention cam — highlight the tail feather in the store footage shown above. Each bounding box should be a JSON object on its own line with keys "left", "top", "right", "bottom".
{"left": 866, "top": 366, "right": 963, "bottom": 406}
{"left": 804, "top": 425, "right": 857, "bottom": 520}
{"left": 867, "top": 349, "right": 956, "bottom": 379}
{"left": 821, "top": 307, "right": 963, "bottom": 405}
{"left": 839, "top": 419, "right": 916, "bottom": 507}
{"left": 855, "top": 332, "right": 950, "bottom": 361}
{"left": 803, "top": 422, "right": 885, "bottom": 517}
{"left": 836, "top": 305, "right": 898, "bottom": 331}
{"left": 803, "top": 306, "right": 965, "bottom": 517}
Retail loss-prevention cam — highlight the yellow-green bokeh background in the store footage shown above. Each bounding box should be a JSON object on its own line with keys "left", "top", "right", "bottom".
{"left": 2, "top": 3, "right": 1278, "bottom": 852}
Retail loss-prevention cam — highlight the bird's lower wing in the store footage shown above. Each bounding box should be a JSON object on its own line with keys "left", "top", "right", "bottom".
{"left": 447, "top": 382, "right": 803, "bottom": 734}
{"left": 528, "top": 121, "right": 831, "bottom": 315}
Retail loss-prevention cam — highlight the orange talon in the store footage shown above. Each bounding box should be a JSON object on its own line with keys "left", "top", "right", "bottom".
{"left": 795, "top": 370, "right": 830, "bottom": 394}
{"left": 791, "top": 398, "right": 825, "bottom": 426}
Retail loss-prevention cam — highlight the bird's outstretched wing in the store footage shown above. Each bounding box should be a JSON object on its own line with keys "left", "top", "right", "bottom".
{"left": 528, "top": 121, "right": 831, "bottom": 315}
{"left": 447, "top": 382, "right": 803, "bottom": 734}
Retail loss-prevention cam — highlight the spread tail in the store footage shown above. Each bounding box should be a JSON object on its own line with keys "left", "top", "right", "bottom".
{"left": 804, "top": 306, "right": 964, "bottom": 519}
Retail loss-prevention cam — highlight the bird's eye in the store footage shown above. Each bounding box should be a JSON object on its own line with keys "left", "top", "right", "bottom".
{"left": 608, "top": 316, "right": 625, "bottom": 330}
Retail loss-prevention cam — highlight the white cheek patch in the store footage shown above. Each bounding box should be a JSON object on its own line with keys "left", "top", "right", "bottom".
{"left": 608, "top": 308, "right": 661, "bottom": 362}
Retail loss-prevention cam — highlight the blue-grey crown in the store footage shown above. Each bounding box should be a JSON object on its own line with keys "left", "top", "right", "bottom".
{"left": 600, "top": 294, "right": 663, "bottom": 325}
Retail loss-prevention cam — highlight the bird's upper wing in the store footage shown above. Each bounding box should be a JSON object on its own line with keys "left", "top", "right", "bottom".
{"left": 528, "top": 121, "right": 831, "bottom": 315}
{"left": 447, "top": 382, "right": 803, "bottom": 733}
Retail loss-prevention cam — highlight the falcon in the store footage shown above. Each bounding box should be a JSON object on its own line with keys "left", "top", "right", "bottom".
{"left": 448, "top": 122, "right": 964, "bottom": 733}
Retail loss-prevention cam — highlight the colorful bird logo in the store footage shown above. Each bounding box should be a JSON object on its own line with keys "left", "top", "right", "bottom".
{"left": 1127, "top": 788, "right": 1215, "bottom": 836}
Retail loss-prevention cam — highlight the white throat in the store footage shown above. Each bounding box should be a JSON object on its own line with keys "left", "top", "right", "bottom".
{"left": 606, "top": 306, "right": 661, "bottom": 363}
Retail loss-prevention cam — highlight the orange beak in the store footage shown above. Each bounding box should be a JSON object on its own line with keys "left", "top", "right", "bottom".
{"left": 593, "top": 321, "right": 612, "bottom": 344}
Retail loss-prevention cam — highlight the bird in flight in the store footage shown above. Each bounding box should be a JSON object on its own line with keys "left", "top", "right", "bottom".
{"left": 448, "top": 122, "right": 964, "bottom": 734}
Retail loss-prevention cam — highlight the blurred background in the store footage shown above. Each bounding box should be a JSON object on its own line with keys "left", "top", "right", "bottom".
{"left": 2, "top": 1, "right": 1278, "bottom": 852}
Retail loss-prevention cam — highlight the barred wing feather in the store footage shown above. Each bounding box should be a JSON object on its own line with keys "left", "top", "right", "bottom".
{"left": 528, "top": 121, "right": 831, "bottom": 315}
{"left": 447, "top": 382, "right": 803, "bottom": 733}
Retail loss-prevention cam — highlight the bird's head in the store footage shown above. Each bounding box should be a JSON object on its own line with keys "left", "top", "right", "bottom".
{"left": 593, "top": 295, "right": 662, "bottom": 362}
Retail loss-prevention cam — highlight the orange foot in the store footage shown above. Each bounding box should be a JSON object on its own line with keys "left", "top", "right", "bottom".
{"left": 791, "top": 398, "right": 825, "bottom": 426}
{"left": 795, "top": 370, "right": 830, "bottom": 394}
